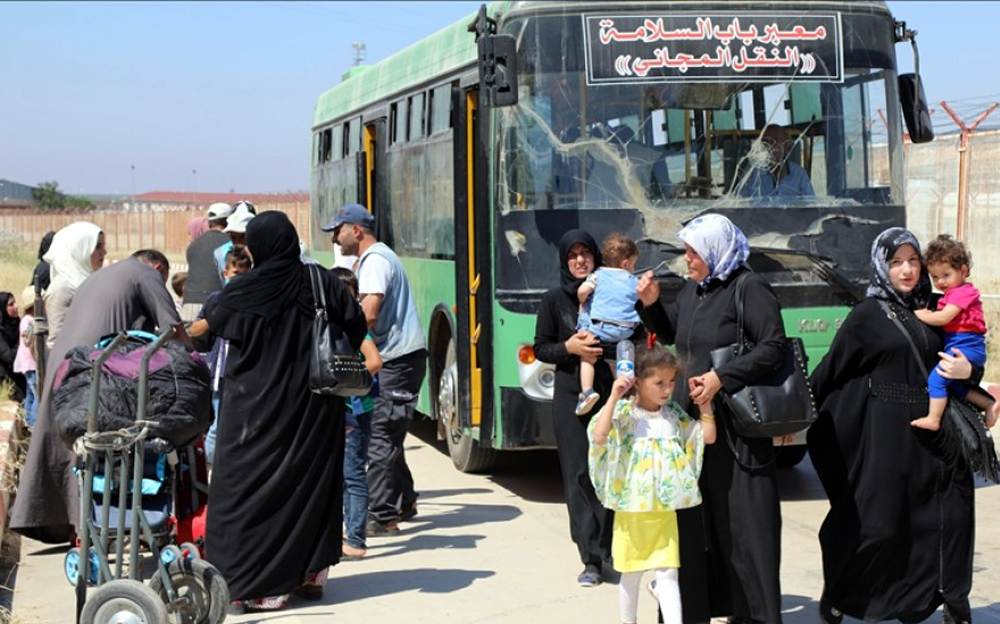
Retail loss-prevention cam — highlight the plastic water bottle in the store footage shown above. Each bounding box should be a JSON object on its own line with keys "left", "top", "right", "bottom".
{"left": 616, "top": 339, "right": 635, "bottom": 380}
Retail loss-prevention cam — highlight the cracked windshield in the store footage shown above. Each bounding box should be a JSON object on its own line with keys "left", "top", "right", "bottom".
{"left": 496, "top": 11, "right": 901, "bottom": 288}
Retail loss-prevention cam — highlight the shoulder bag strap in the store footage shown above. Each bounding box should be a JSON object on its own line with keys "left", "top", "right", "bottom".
{"left": 307, "top": 263, "right": 327, "bottom": 312}
{"left": 877, "top": 300, "right": 930, "bottom": 378}
{"left": 721, "top": 269, "right": 777, "bottom": 471}
{"left": 732, "top": 270, "right": 750, "bottom": 349}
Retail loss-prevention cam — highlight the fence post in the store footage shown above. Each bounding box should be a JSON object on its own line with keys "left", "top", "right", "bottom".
{"left": 940, "top": 101, "right": 999, "bottom": 241}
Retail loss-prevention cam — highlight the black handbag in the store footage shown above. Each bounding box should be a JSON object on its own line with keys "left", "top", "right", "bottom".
{"left": 878, "top": 300, "right": 1000, "bottom": 483}
{"left": 709, "top": 272, "right": 819, "bottom": 438}
{"left": 306, "top": 264, "right": 373, "bottom": 397}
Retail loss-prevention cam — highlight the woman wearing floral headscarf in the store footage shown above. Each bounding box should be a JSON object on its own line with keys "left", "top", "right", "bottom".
{"left": 807, "top": 228, "right": 994, "bottom": 624}
{"left": 637, "top": 214, "right": 787, "bottom": 624}
{"left": 42, "top": 221, "right": 105, "bottom": 348}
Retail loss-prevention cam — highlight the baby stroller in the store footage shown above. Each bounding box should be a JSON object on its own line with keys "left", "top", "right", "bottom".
{"left": 56, "top": 330, "right": 227, "bottom": 624}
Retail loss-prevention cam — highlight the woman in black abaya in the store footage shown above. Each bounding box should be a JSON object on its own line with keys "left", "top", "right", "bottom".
{"left": 637, "top": 214, "right": 786, "bottom": 624}
{"left": 533, "top": 229, "right": 615, "bottom": 587}
{"left": 204, "top": 211, "right": 366, "bottom": 613}
{"left": 808, "top": 228, "right": 994, "bottom": 624}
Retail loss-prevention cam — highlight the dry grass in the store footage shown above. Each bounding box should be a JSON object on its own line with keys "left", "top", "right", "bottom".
{"left": 0, "top": 239, "right": 36, "bottom": 302}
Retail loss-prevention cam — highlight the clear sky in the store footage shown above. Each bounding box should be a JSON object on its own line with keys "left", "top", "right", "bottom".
{"left": 1, "top": 1, "right": 997, "bottom": 196}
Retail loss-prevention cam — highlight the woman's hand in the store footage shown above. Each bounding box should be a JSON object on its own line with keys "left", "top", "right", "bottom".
{"left": 565, "top": 330, "right": 602, "bottom": 359}
{"left": 689, "top": 370, "right": 722, "bottom": 406}
{"left": 987, "top": 401, "right": 998, "bottom": 429}
{"left": 609, "top": 375, "right": 633, "bottom": 400}
{"left": 936, "top": 347, "right": 972, "bottom": 380}
{"left": 637, "top": 270, "right": 660, "bottom": 307}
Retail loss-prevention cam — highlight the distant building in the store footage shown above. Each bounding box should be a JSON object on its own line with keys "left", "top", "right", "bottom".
{"left": 0, "top": 179, "right": 38, "bottom": 207}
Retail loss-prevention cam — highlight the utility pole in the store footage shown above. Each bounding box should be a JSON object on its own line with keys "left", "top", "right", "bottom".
{"left": 351, "top": 42, "right": 366, "bottom": 66}
{"left": 940, "top": 101, "right": 998, "bottom": 241}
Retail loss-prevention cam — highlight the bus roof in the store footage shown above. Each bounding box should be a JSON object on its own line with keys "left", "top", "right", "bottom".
{"left": 313, "top": 2, "right": 511, "bottom": 128}
{"left": 312, "top": 0, "right": 892, "bottom": 128}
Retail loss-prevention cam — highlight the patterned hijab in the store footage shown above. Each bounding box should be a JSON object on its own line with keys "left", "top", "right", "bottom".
{"left": 865, "top": 227, "right": 931, "bottom": 310}
{"left": 677, "top": 214, "right": 750, "bottom": 285}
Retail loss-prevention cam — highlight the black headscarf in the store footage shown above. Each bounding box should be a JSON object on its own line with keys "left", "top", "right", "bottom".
{"left": 214, "top": 211, "right": 312, "bottom": 321}
{"left": 865, "top": 227, "right": 931, "bottom": 310}
{"left": 0, "top": 292, "right": 18, "bottom": 348}
{"left": 32, "top": 230, "right": 57, "bottom": 291}
{"left": 557, "top": 229, "right": 602, "bottom": 296}
{"left": 37, "top": 231, "right": 56, "bottom": 260}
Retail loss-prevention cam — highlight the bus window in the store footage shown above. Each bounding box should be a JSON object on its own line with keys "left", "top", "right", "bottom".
{"left": 410, "top": 92, "right": 425, "bottom": 140}
{"left": 332, "top": 125, "right": 343, "bottom": 161}
{"left": 430, "top": 84, "right": 451, "bottom": 135}
{"left": 395, "top": 100, "right": 409, "bottom": 144}
{"left": 348, "top": 117, "right": 361, "bottom": 154}
{"left": 321, "top": 129, "right": 332, "bottom": 163}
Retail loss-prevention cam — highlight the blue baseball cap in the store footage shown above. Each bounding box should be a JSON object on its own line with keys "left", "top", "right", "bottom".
{"left": 321, "top": 203, "right": 375, "bottom": 232}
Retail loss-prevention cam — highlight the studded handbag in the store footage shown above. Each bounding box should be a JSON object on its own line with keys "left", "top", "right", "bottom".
{"left": 306, "top": 264, "right": 373, "bottom": 397}
{"left": 709, "top": 272, "right": 819, "bottom": 438}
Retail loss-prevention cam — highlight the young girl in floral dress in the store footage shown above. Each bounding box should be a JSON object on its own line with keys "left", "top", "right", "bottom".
{"left": 589, "top": 340, "right": 716, "bottom": 624}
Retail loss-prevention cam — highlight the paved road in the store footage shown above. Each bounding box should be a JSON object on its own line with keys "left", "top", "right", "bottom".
{"left": 11, "top": 420, "right": 1000, "bottom": 624}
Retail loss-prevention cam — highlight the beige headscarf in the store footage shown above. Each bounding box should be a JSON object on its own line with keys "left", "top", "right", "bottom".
{"left": 43, "top": 221, "right": 103, "bottom": 289}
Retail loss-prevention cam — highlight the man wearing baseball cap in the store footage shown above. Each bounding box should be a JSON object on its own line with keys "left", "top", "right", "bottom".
{"left": 183, "top": 203, "right": 232, "bottom": 320}
{"left": 213, "top": 209, "right": 255, "bottom": 280}
{"left": 323, "top": 203, "right": 426, "bottom": 535}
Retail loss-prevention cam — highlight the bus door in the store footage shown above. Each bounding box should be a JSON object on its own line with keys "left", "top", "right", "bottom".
{"left": 359, "top": 117, "right": 392, "bottom": 246}
{"left": 452, "top": 85, "right": 496, "bottom": 453}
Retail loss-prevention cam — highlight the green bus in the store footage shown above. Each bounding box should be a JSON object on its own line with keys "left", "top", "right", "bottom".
{"left": 310, "top": 1, "right": 933, "bottom": 472}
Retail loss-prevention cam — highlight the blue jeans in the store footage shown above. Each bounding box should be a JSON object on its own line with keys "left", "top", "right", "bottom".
{"left": 929, "top": 332, "right": 987, "bottom": 399}
{"left": 205, "top": 391, "right": 220, "bottom": 466}
{"left": 343, "top": 409, "right": 373, "bottom": 549}
{"left": 23, "top": 371, "right": 38, "bottom": 427}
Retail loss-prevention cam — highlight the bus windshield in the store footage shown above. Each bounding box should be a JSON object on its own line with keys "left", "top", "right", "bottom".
{"left": 495, "top": 9, "right": 903, "bottom": 230}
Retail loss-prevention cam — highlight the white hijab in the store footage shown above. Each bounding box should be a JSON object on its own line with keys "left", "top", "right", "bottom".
{"left": 43, "top": 221, "right": 103, "bottom": 289}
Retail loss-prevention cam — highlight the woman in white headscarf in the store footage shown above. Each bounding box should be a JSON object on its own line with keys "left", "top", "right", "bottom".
{"left": 42, "top": 222, "right": 105, "bottom": 349}
{"left": 636, "top": 214, "right": 787, "bottom": 624}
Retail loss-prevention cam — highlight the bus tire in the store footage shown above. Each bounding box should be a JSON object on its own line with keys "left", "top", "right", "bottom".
{"left": 439, "top": 341, "right": 496, "bottom": 474}
{"left": 776, "top": 445, "right": 808, "bottom": 468}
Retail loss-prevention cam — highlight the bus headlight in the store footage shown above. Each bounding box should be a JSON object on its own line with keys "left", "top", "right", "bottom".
{"left": 517, "top": 344, "right": 555, "bottom": 401}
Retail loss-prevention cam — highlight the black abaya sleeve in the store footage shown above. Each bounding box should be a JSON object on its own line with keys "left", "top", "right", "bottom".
{"left": 809, "top": 303, "right": 872, "bottom": 407}
{"left": 533, "top": 289, "right": 573, "bottom": 366}
{"left": 714, "top": 274, "right": 787, "bottom": 393}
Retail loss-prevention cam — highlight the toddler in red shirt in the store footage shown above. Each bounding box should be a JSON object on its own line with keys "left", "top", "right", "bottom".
{"left": 913, "top": 235, "right": 989, "bottom": 431}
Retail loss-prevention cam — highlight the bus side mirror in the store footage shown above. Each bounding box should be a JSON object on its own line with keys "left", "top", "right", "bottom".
{"left": 470, "top": 4, "right": 519, "bottom": 107}
{"left": 899, "top": 73, "right": 934, "bottom": 144}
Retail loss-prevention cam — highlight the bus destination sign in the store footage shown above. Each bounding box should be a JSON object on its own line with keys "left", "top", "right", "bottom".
{"left": 583, "top": 14, "right": 843, "bottom": 85}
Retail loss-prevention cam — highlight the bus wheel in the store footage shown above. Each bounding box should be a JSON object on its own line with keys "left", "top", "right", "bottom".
{"left": 439, "top": 341, "right": 496, "bottom": 473}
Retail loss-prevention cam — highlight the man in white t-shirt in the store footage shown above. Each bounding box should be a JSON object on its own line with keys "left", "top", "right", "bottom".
{"left": 323, "top": 204, "right": 427, "bottom": 535}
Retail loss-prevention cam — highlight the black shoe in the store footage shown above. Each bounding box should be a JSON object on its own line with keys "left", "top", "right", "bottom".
{"left": 366, "top": 518, "right": 400, "bottom": 536}
{"left": 819, "top": 600, "right": 843, "bottom": 624}
{"left": 577, "top": 565, "right": 602, "bottom": 588}
{"left": 292, "top": 584, "right": 324, "bottom": 601}
{"left": 400, "top": 499, "right": 419, "bottom": 522}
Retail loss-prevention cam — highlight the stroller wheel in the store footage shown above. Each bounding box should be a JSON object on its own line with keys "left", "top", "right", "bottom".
{"left": 180, "top": 542, "right": 202, "bottom": 561}
{"left": 80, "top": 579, "right": 169, "bottom": 624}
{"left": 65, "top": 548, "right": 99, "bottom": 586}
{"left": 160, "top": 545, "right": 183, "bottom": 566}
{"left": 150, "top": 558, "right": 230, "bottom": 624}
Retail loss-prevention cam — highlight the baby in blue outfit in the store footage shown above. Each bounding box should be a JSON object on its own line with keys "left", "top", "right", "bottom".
{"left": 576, "top": 233, "right": 640, "bottom": 415}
